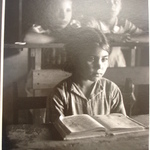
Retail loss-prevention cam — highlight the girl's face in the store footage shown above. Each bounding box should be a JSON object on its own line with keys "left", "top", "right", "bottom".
{"left": 74, "top": 45, "right": 109, "bottom": 82}
{"left": 106, "top": 0, "right": 122, "bottom": 17}
{"left": 99, "top": 0, "right": 121, "bottom": 19}
{"left": 49, "top": 0, "right": 72, "bottom": 30}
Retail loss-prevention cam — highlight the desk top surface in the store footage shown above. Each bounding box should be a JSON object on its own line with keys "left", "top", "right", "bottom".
{"left": 4, "top": 114, "right": 149, "bottom": 150}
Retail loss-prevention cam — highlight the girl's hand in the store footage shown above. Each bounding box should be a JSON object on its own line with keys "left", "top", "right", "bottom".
{"left": 121, "top": 34, "right": 131, "bottom": 43}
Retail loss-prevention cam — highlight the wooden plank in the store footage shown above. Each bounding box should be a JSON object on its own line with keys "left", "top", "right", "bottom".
{"left": 32, "top": 67, "right": 148, "bottom": 90}
{"left": 33, "top": 69, "right": 71, "bottom": 89}
{"left": 4, "top": 43, "right": 65, "bottom": 49}
{"left": 4, "top": 42, "right": 149, "bottom": 49}
{"left": 104, "top": 67, "right": 149, "bottom": 85}
{"left": 34, "top": 89, "right": 51, "bottom": 97}
{"left": 35, "top": 48, "right": 42, "bottom": 70}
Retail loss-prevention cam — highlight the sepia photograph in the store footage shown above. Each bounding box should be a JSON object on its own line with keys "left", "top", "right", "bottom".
{"left": 2, "top": 0, "right": 149, "bottom": 149}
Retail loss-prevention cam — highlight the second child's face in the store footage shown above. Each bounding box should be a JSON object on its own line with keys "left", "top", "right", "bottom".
{"left": 100, "top": 0, "right": 121, "bottom": 19}
{"left": 106, "top": 0, "right": 121, "bottom": 17}
{"left": 49, "top": 0, "right": 72, "bottom": 29}
{"left": 75, "top": 45, "right": 109, "bottom": 82}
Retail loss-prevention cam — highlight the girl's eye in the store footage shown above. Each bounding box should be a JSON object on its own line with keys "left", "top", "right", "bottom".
{"left": 86, "top": 56, "right": 109, "bottom": 63}
{"left": 102, "top": 57, "right": 108, "bottom": 62}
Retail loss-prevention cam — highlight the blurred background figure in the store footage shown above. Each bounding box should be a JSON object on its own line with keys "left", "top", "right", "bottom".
{"left": 24, "top": 0, "right": 80, "bottom": 44}
{"left": 77, "top": 0, "right": 148, "bottom": 67}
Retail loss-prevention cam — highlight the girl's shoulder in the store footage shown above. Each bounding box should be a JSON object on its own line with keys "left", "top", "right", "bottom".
{"left": 100, "top": 77, "right": 120, "bottom": 90}
{"left": 54, "top": 76, "right": 73, "bottom": 90}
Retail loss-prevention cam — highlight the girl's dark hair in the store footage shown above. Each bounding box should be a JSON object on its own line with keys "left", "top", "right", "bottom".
{"left": 64, "top": 27, "right": 110, "bottom": 72}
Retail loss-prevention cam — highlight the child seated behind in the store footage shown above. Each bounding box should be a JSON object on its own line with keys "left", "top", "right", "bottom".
{"left": 24, "top": 0, "right": 80, "bottom": 44}
{"left": 79, "top": 0, "right": 149, "bottom": 67}
{"left": 47, "top": 28, "right": 126, "bottom": 123}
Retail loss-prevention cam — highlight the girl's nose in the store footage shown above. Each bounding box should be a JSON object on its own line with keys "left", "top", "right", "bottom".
{"left": 95, "top": 59, "right": 102, "bottom": 69}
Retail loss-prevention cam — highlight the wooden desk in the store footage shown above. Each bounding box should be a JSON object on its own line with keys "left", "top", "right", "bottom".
{"left": 4, "top": 115, "right": 149, "bottom": 150}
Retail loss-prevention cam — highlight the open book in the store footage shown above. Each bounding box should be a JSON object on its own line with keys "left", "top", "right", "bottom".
{"left": 53, "top": 113, "right": 146, "bottom": 140}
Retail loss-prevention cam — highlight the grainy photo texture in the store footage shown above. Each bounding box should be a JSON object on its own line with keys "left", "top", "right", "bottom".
{"left": 2, "top": 0, "right": 149, "bottom": 149}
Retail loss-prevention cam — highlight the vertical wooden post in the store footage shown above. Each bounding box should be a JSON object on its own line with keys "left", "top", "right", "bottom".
{"left": 18, "top": 0, "right": 22, "bottom": 41}
{"left": 130, "top": 46, "right": 136, "bottom": 67}
{"left": 35, "top": 48, "right": 42, "bottom": 70}
{"left": 136, "top": 47, "right": 142, "bottom": 66}
{"left": 13, "top": 82, "right": 19, "bottom": 124}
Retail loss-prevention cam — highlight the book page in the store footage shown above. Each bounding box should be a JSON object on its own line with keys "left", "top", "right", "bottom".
{"left": 60, "top": 114, "right": 105, "bottom": 133}
{"left": 93, "top": 113, "right": 145, "bottom": 131}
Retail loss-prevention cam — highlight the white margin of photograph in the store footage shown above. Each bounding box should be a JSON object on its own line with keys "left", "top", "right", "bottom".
{"left": 0, "top": 0, "right": 6, "bottom": 149}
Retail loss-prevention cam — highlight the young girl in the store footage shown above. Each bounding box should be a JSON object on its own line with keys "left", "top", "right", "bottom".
{"left": 47, "top": 28, "right": 126, "bottom": 122}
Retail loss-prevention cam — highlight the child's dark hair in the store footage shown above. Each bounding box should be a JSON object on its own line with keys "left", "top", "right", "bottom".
{"left": 66, "top": 27, "right": 109, "bottom": 54}
{"left": 64, "top": 27, "right": 110, "bottom": 72}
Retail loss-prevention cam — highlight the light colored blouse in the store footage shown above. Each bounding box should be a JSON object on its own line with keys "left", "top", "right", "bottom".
{"left": 48, "top": 77, "right": 126, "bottom": 122}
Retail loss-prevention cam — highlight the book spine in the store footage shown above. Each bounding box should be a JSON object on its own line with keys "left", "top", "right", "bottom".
{"left": 127, "top": 116, "right": 148, "bottom": 129}
{"left": 106, "top": 128, "right": 145, "bottom": 136}
{"left": 57, "top": 119, "right": 71, "bottom": 134}
{"left": 53, "top": 122, "right": 67, "bottom": 140}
